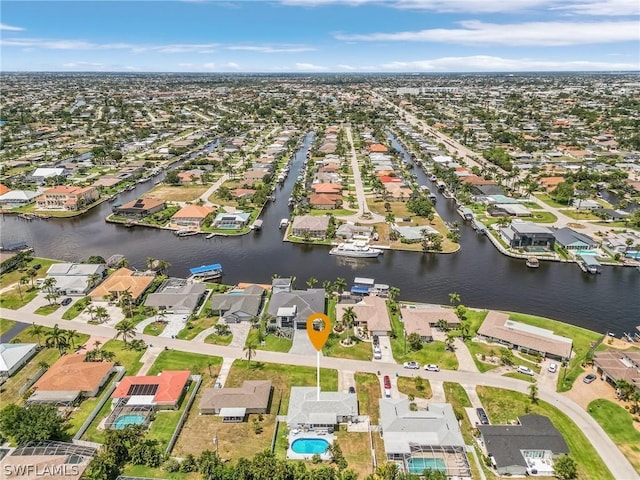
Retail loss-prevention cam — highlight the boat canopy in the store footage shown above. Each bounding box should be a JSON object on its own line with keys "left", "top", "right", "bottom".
{"left": 580, "top": 255, "right": 601, "bottom": 267}
{"left": 351, "top": 286, "right": 370, "bottom": 294}
{"left": 190, "top": 264, "right": 222, "bottom": 275}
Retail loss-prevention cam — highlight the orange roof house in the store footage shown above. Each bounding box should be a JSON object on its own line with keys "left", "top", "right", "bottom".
{"left": 231, "top": 188, "right": 257, "bottom": 198}
{"left": 171, "top": 204, "right": 215, "bottom": 229}
{"left": 0, "top": 184, "right": 10, "bottom": 196}
{"left": 33, "top": 354, "right": 114, "bottom": 397}
{"left": 369, "top": 144, "right": 388, "bottom": 153}
{"left": 309, "top": 193, "right": 342, "bottom": 209}
{"left": 112, "top": 370, "right": 190, "bottom": 408}
{"left": 89, "top": 267, "right": 155, "bottom": 302}
{"left": 312, "top": 183, "right": 342, "bottom": 194}
{"left": 539, "top": 176, "right": 565, "bottom": 191}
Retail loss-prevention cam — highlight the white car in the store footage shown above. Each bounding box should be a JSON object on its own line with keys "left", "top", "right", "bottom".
{"left": 403, "top": 361, "right": 420, "bottom": 369}
{"left": 548, "top": 363, "right": 558, "bottom": 373}
{"left": 424, "top": 364, "right": 440, "bottom": 372}
{"left": 517, "top": 366, "right": 535, "bottom": 376}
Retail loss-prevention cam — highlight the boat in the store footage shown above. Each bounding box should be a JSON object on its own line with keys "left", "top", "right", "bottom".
{"left": 526, "top": 257, "right": 540, "bottom": 268}
{"left": 279, "top": 218, "right": 289, "bottom": 229}
{"left": 174, "top": 229, "right": 198, "bottom": 237}
{"left": 436, "top": 180, "right": 447, "bottom": 191}
{"left": 188, "top": 263, "right": 223, "bottom": 281}
{"left": 429, "top": 174, "right": 437, "bottom": 182}
{"left": 137, "top": 177, "right": 151, "bottom": 184}
{"left": 125, "top": 185, "right": 136, "bottom": 191}
{"left": 252, "top": 219, "right": 263, "bottom": 231}
{"left": 107, "top": 194, "right": 118, "bottom": 202}
{"left": 578, "top": 255, "right": 601, "bottom": 274}
{"left": 205, "top": 233, "right": 217, "bottom": 239}
{"left": 330, "top": 241, "right": 384, "bottom": 258}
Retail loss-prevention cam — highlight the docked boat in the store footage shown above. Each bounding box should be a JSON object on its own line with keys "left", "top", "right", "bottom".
{"left": 137, "top": 177, "right": 151, "bottom": 184}
{"left": 125, "top": 185, "right": 136, "bottom": 191}
{"left": 252, "top": 219, "right": 263, "bottom": 231}
{"left": 436, "top": 180, "right": 447, "bottom": 191}
{"left": 429, "top": 174, "right": 437, "bottom": 182}
{"left": 526, "top": 257, "right": 540, "bottom": 268}
{"left": 279, "top": 218, "right": 289, "bottom": 229}
{"left": 174, "top": 229, "right": 198, "bottom": 237}
{"left": 205, "top": 233, "right": 216, "bottom": 239}
{"left": 188, "top": 263, "right": 223, "bottom": 281}
{"left": 330, "top": 241, "right": 384, "bottom": 258}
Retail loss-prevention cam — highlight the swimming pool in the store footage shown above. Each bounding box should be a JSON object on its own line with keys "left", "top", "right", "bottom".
{"left": 113, "top": 414, "right": 147, "bottom": 429}
{"left": 576, "top": 250, "right": 599, "bottom": 256}
{"left": 407, "top": 457, "right": 446, "bottom": 474}
{"left": 290, "top": 438, "right": 330, "bottom": 455}
{"left": 625, "top": 251, "right": 639, "bottom": 259}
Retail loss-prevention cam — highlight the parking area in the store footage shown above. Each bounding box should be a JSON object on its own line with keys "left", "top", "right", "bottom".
{"left": 373, "top": 335, "right": 394, "bottom": 363}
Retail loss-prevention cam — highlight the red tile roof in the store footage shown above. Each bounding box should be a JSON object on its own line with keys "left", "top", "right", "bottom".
{"left": 34, "top": 354, "right": 114, "bottom": 393}
{"left": 369, "top": 144, "right": 388, "bottom": 153}
{"left": 112, "top": 370, "right": 190, "bottom": 405}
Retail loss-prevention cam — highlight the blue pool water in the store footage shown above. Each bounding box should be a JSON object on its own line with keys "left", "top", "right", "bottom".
{"left": 291, "top": 438, "right": 330, "bottom": 454}
{"left": 407, "top": 457, "right": 446, "bottom": 474}
{"left": 625, "top": 251, "right": 639, "bottom": 259}
{"left": 576, "top": 250, "right": 599, "bottom": 256}
{"left": 114, "top": 414, "right": 147, "bottom": 429}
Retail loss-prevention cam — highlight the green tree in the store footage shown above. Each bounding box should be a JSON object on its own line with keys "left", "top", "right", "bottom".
{"left": 306, "top": 276, "right": 318, "bottom": 289}
{"left": 528, "top": 382, "right": 539, "bottom": 404}
{"left": 448, "top": 292, "right": 461, "bottom": 305}
{"left": 244, "top": 342, "right": 257, "bottom": 369}
{"left": 501, "top": 349, "right": 515, "bottom": 366}
{"left": 341, "top": 307, "right": 357, "bottom": 344}
{"left": 30, "top": 323, "right": 44, "bottom": 347}
{"left": 45, "top": 324, "right": 69, "bottom": 354}
{"left": 165, "top": 170, "right": 180, "bottom": 185}
{"left": 0, "top": 403, "right": 68, "bottom": 445}
{"left": 551, "top": 181, "right": 574, "bottom": 205}
{"left": 333, "top": 277, "right": 347, "bottom": 294}
{"left": 407, "top": 332, "right": 423, "bottom": 351}
{"left": 388, "top": 286, "right": 400, "bottom": 302}
{"left": 87, "top": 255, "right": 106, "bottom": 264}
{"left": 554, "top": 455, "right": 578, "bottom": 480}
{"left": 115, "top": 320, "right": 136, "bottom": 343}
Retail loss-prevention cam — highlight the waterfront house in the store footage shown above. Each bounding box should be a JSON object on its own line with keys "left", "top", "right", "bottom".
{"left": 477, "top": 311, "right": 572, "bottom": 361}
{"left": 478, "top": 415, "right": 569, "bottom": 477}
{"left": 312, "top": 183, "right": 342, "bottom": 195}
{"left": 291, "top": 215, "right": 329, "bottom": 239}
{"left": 0, "top": 343, "right": 37, "bottom": 377}
{"left": 593, "top": 350, "right": 640, "bottom": 390}
{"left": 36, "top": 186, "right": 99, "bottom": 211}
{"left": 112, "top": 370, "right": 190, "bottom": 410}
{"left": 199, "top": 380, "right": 272, "bottom": 421}
{"left": 170, "top": 204, "right": 214, "bottom": 230}
{"left": 210, "top": 285, "right": 265, "bottom": 323}
{"left": 552, "top": 227, "right": 598, "bottom": 251}
{"left": 499, "top": 221, "right": 555, "bottom": 251}
{"left": 336, "top": 295, "right": 391, "bottom": 337}
{"left": 144, "top": 278, "right": 207, "bottom": 314}
{"left": 113, "top": 197, "right": 166, "bottom": 219}
{"left": 336, "top": 223, "right": 373, "bottom": 240}
{"left": 29, "top": 354, "right": 115, "bottom": 405}
{"left": 309, "top": 193, "right": 342, "bottom": 209}
{"left": 271, "top": 277, "right": 293, "bottom": 294}
{"left": 268, "top": 288, "right": 326, "bottom": 329}
{"left": 286, "top": 387, "right": 358, "bottom": 431}
{"left": 30, "top": 167, "right": 67, "bottom": 184}
{"left": 45, "top": 262, "right": 106, "bottom": 296}
{"left": 0, "top": 189, "right": 39, "bottom": 208}
{"left": 572, "top": 198, "right": 602, "bottom": 210}
{"left": 243, "top": 169, "right": 270, "bottom": 184}
{"left": 379, "top": 399, "right": 470, "bottom": 478}
{"left": 89, "top": 267, "right": 155, "bottom": 303}
{"left": 212, "top": 211, "right": 251, "bottom": 229}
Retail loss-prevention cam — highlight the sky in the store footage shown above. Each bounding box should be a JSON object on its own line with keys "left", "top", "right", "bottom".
{"left": 1, "top": 0, "right": 639, "bottom": 72}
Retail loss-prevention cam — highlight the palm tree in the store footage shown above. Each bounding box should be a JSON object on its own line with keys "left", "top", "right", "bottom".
{"left": 342, "top": 307, "right": 357, "bottom": 344}
{"left": 244, "top": 342, "right": 257, "bottom": 369}
{"left": 66, "top": 329, "right": 80, "bottom": 349}
{"left": 146, "top": 257, "right": 157, "bottom": 271}
{"left": 38, "top": 361, "right": 50, "bottom": 371}
{"left": 449, "top": 292, "right": 461, "bottom": 306}
{"left": 93, "top": 340, "right": 102, "bottom": 350}
{"left": 28, "top": 268, "right": 38, "bottom": 289}
{"left": 42, "top": 277, "right": 57, "bottom": 294}
{"left": 30, "top": 323, "right": 44, "bottom": 347}
{"left": 17, "top": 276, "right": 28, "bottom": 302}
{"left": 528, "top": 382, "right": 539, "bottom": 404}
{"left": 333, "top": 277, "right": 346, "bottom": 294}
{"left": 322, "top": 280, "right": 333, "bottom": 296}
{"left": 87, "top": 273, "right": 101, "bottom": 289}
{"left": 306, "top": 276, "right": 318, "bottom": 289}
{"left": 119, "top": 289, "right": 134, "bottom": 318}
{"left": 156, "top": 259, "right": 171, "bottom": 275}
{"left": 45, "top": 324, "right": 69, "bottom": 354}
{"left": 94, "top": 306, "right": 110, "bottom": 324}
{"left": 388, "top": 286, "right": 400, "bottom": 302}
{"left": 115, "top": 320, "right": 136, "bottom": 343}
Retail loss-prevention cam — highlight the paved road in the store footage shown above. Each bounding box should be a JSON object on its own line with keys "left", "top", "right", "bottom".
{"left": 2, "top": 307, "right": 636, "bottom": 480}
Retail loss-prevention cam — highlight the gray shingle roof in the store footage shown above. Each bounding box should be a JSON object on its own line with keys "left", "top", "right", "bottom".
{"left": 267, "top": 289, "right": 325, "bottom": 322}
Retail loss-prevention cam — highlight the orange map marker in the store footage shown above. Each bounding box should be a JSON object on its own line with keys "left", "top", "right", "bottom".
{"left": 306, "top": 313, "right": 331, "bottom": 351}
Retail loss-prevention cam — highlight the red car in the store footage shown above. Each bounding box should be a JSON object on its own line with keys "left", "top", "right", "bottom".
{"left": 383, "top": 375, "right": 391, "bottom": 389}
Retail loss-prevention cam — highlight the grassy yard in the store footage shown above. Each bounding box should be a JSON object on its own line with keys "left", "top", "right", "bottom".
{"left": 0, "top": 257, "right": 59, "bottom": 289}
{"left": 143, "top": 321, "right": 167, "bottom": 336}
{"left": 335, "top": 430, "right": 373, "bottom": 478}
{"left": 146, "top": 350, "right": 222, "bottom": 380}
{"left": 0, "top": 287, "right": 40, "bottom": 310}
{"left": 0, "top": 318, "right": 16, "bottom": 336}
{"left": 587, "top": 399, "right": 640, "bottom": 473}
{"left": 0, "top": 347, "right": 60, "bottom": 404}
{"left": 121, "top": 464, "right": 198, "bottom": 480}
{"left": 535, "top": 193, "right": 569, "bottom": 209}
{"left": 529, "top": 211, "right": 558, "bottom": 223}
{"left": 355, "top": 372, "right": 381, "bottom": 424}
{"left": 246, "top": 328, "right": 292, "bottom": 353}
{"left": 502, "top": 372, "right": 536, "bottom": 383}
{"left": 100, "top": 340, "right": 145, "bottom": 375}
{"left": 177, "top": 315, "right": 218, "bottom": 340}
{"left": 477, "top": 386, "right": 614, "bottom": 480}
{"left": 397, "top": 376, "right": 432, "bottom": 399}
{"left": 323, "top": 333, "right": 373, "bottom": 361}
{"left": 148, "top": 381, "right": 197, "bottom": 449}
{"left": 204, "top": 333, "right": 233, "bottom": 346}
{"left": 146, "top": 185, "right": 209, "bottom": 202}
{"left": 34, "top": 303, "right": 61, "bottom": 315}
{"left": 67, "top": 371, "right": 119, "bottom": 435}
{"left": 62, "top": 296, "right": 91, "bottom": 320}
{"left": 506, "top": 312, "right": 602, "bottom": 392}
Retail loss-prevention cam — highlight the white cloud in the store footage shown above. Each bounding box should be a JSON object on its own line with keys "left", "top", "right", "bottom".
{"left": 295, "top": 62, "right": 329, "bottom": 71}
{"left": 379, "top": 55, "right": 639, "bottom": 71}
{"left": 62, "top": 61, "right": 105, "bottom": 68}
{"left": 0, "top": 37, "right": 220, "bottom": 53}
{"left": 226, "top": 45, "right": 315, "bottom": 53}
{"left": 335, "top": 20, "right": 639, "bottom": 46}
{"left": 178, "top": 63, "right": 195, "bottom": 67}
{"left": 0, "top": 23, "right": 25, "bottom": 31}
{"left": 202, "top": 62, "right": 217, "bottom": 70}
{"left": 338, "top": 64, "right": 357, "bottom": 70}
{"left": 225, "top": 62, "right": 240, "bottom": 69}
{"left": 552, "top": 0, "right": 639, "bottom": 16}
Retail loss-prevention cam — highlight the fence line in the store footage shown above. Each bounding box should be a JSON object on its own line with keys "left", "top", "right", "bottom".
{"left": 165, "top": 374, "right": 202, "bottom": 455}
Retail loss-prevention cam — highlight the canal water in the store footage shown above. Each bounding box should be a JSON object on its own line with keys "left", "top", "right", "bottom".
{"left": 1, "top": 132, "right": 638, "bottom": 335}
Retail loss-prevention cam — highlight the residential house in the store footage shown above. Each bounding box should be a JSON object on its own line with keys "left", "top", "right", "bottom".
{"left": 500, "top": 221, "right": 556, "bottom": 250}
{"left": 112, "top": 370, "right": 191, "bottom": 410}
{"left": 0, "top": 190, "right": 39, "bottom": 208}
{"left": 177, "top": 170, "right": 202, "bottom": 184}
{"left": 243, "top": 169, "right": 270, "bottom": 184}
{"left": 478, "top": 415, "right": 569, "bottom": 477}
{"left": 477, "top": 311, "right": 573, "bottom": 361}
{"left": 199, "top": 380, "right": 272, "bottom": 421}
{"left": 30, "top": 167, "right": 67, "bottom": 184}
{"left": 36, "top": 186, "right": 99, "bottom": 211}
{"left": 488, "top": 203, "right": 531, "bottom": 217}
{"left": 312, "top": 183, "right": 342, "bottom": 195}
{"left": 170, "top": 204, "right": 214, "bottom": 230}
{"left": 210, "top": 285, "right": 265, "bottom": 323}
{"left": 144, "top": 278, "right": 207, "bottom": 314}
{"left": 309, "top": 194, "right": 342, "bottom": 210}
{"left": 45, "top": 263, "right": 106, "bottom": 296}
{"left": 212, "top": 211, "right": 251, "bottom": 229}
{"left": 89, "top": 267, "right": 155, "bottom": 303}
{"left": 399, "top": 307, "right": 461, "bottom": 343}
{"left": 336, "top": 295, "right": 391, "bottom": 337}
{"left": 29, "top": 354, "right": 115, "bottom": 405}
{"left": 286, "top": 387, "right": 358, "bottom": 431}
{"left": 291, "top": 215, "right": 329, "bottom": 239}
{"left": 231, "top": 188, "right": 256, "bottom": 199}
{"left": 268, "top": 288, "right": 326, "bottom": 329}
{"left": 113, "top": 198, "right": 166, "bottom": 218}
{"left": 593, "top": 350, "right": 640, "bottom": 390}
{"left": 572, "top": 198, "right": 602, "bottom": 210}
{"left": 271, "top": 277, "right": 293, "bottom": 294}
{"left": 379, "top": 399, "right": 470, "bottom": 477}
{"left": 336, "top": 223, "right": 373, "bottom": 240}
{"left": 553, "top": 227, "right": 598, "bottom": 251}
{"left": 0, "top": 343, "right": 37, "bottom": 377}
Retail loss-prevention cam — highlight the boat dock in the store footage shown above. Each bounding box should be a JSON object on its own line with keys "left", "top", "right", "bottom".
{"left": 578, "top": 255, "right": 602, "bottom": 274}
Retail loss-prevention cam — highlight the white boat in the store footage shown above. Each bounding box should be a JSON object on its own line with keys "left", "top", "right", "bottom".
{"left": 175, "top": 229, "right": 198, "bottom": 237}
{"left": 330, "top": 241, "right": 383, "bottom": 258}
{"left": 252, "top": 219, "right": 263, "bottom": 231}
{"left": 188, "top": 263, "right": 223, "bottom": 281}
{"left": 279, "top": 218, "right": 289, "bottom": 229}
{"left": 205, "top": 233, "right": 216, "bottom": 239}
{"left": 526, "top": 257, "right": 540, "bottom": 268}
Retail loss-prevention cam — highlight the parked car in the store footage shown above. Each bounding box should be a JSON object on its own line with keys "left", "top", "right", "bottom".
{"left": 403, "top": 361, "right": 420, "bottom": 369}
{"left": 372, "top": 335, "right": 379, "bottom": 346}
{"left": 61, "top": 297, "right": 72, "bottom": 306}
{"left": 373, "top": 351, "right": 382, "bottom": 360}
{"left": 583, "top": 374, "right": 597, "bottom": 384}
{"left": 424, "top": 364, "right": 440, "bottom": 372}
{"left": 348, "top": 386, "right": 356, "bottom": 394}
{"left": 516, "top": 366, "right": 534, "bottom": 376}
{"left": 476, "top": 407, "right": 489, "bottom": 425}
{"left": 548, "top": 363, "right": 558, "bottom": 373}
{"left": 384, "top": 388, "right": 392, "bottom": 398}
{"left": 383, "top": 375, "right": 391, "bottom": 389}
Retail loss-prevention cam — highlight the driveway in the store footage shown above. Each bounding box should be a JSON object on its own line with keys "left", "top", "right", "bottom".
{"left": 290, "top": 328, "right": 318, "bottom": 356}
{"left": 228, "top": 322, "right": 251, "bottom": 348}
{"left": 374, "top": 335, "right": 394, "bottom": 363}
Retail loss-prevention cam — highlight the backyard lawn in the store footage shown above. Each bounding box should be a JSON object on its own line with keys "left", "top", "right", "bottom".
{"left": 0, "top": 347, "right": 60, "bottom": 404}
{"left": 478, "top": 386, "right": 614, "bottom": 480}
{"left": 146, "top": 350, "right": 222, "bottom": 383}
{"left": 0, "top": 257, "right": 59, "bottom": 289}
{"left": 354, "top": 372, "right": 381, "bottom": 424}
{"left": 148, "top": 381, "right": 197, "bottom": 450}
{"left": 335, "top": 430, "right": 373, "bottom": 479}
{"left": 587, "top": 399, "right": 640, "bottom": 473}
